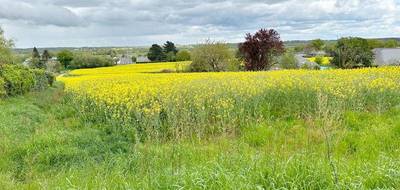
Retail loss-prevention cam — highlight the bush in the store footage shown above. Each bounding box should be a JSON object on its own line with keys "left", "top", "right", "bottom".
{"left": 69, "top": 53, "right": 114, "bottom": 69}
{"left": 45, "top": 72, "right": 56, "bottom": 86}
{"left": 0, "top": 64, "right": 35, "bottom": 96}
{"left": 176, "top": 50, "right": 191, "bottom": 61}
{"left": 31, "top": 69, "right": 49, "bottom": 91}
{"left": 0, "top": 77, "right": 5, "bottom": 98}
{"left": 190, "top": 40, "right": 238, "bottom": 72}
{"left": 279, "top": 52, "right": 299, "bottom": 69}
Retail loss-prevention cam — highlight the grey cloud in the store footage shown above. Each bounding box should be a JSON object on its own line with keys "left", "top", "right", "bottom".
{"left": 0, "top": 0, "right": 399, "bottom": 47}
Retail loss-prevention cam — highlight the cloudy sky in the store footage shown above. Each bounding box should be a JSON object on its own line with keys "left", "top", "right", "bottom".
{"left": 0, "top": 0, "right": 399, "bottom": 48}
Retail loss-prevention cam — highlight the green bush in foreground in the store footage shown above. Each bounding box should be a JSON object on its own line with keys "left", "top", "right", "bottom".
{"left": 0, "top": 77, "right": 5, "bottom": 98}
{"left": 0, "top": 64, "right": 35, "bottom": 96}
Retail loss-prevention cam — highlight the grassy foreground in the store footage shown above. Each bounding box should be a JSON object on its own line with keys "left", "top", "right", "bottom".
{"left": 0, "top": 83, "right": 400, "bottom": 189}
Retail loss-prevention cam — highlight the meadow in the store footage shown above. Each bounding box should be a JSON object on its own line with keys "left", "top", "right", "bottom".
{"left": 0, "top": 62, "right": 399, "bottom": 189}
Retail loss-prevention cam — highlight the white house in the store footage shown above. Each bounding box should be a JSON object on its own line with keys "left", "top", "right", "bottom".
{"left": 117, "top": 55, "right": 133, "bottom": 65}
{"left": 373, "top": 48, "right": 400, "bottom": 66}
{"left": 137, "top": 56, "right": 150, "bottom": 63}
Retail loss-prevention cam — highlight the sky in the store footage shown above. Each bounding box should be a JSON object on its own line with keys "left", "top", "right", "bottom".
{"left": 0, "top": 0, "right": 399, "bottom": 48}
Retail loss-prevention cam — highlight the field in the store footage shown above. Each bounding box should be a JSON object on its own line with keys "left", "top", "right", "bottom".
{"left": 1, "top": 63, "right": 399, "bottom": 189}
{"left": 307, "top": 56, "right": 333, "bottom": 66}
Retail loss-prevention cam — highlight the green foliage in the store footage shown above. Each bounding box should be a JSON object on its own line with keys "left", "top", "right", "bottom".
{"left": 1, "top": 85, "right": 400, "bottom": 189}
{"left": 148, "top": 44, "right": 166, "bottom": 62}
{"left": 31, "top": 69, "right": 49, "bottom": 91}
{"left": 30, "top": 57, "right": 46, "bottom": 69}
{"left": 279, "top": 52, "right": 299, "bottom": 69}
{"left": 332, "top": 37, "right": 374, "bottom": 69}
{"left": 242, "top": 125, "right": 272, "bottom": 147}
{"left": 368, "top": 39, "right": 385, "bottom": 49}
{"left": 0, "top": 64, "right": 35, "bottom": 96}
{"left": 0, "top": 27, "right": 14, "bottom": 65}
{"left": 310, "top": 39, "right": 325, "bottom": 51}
{"left": 314, "top": 56, "right": 324, "bottom": 65}
{"left": 45, "top": 72, "right": 55, "bottom": 86}
{"left": 131, "top": 56, "right": 137, "bottom": 63}
{"left": 190, "top": 40, "right": 237, "bottom": 72}
{"left": 0, "top": 77, "right": 5, "bottom": 98}
{"left": 176, "top": 50, "right": 191, "bottom": 61}
{"left": 46, "top": 60, "right": 62, "bottom": 73}
{"left": 165, "top": 52, "right": 176, "bottom": 62}
{"left": 385, "top": 39, "right": 398, "bottom": 48}
{"left": 163, "top": 41, "right": 178, "bottom": 55}
{"left": 57, "top": 50, "right": 74, "bottom": 69}
{"left": 69, "top": 53, "right": 114, "bottom": 69}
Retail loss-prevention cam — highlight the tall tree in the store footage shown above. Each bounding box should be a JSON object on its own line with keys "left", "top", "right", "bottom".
{"left": 147, "top": 44, "right": 165, "bottom": 62}
{"left": 32, "top": 47, "right": 40, "bottom": 59}
{"left": 163, "top": 41, "right": 178, "bottom": 55}
{"left": 310, "top": 39, "right": 324, "bottom": 51}
{"left": 239, "top": 28, "right": 285, "bottom": 71}
{"left": 42, "top": 50, "right": 51, "bottom": 62}
{"left": 57, "top": 50, "right": 74, "bottom": 69}
{"left": 332, "top": 37, "right": 374, "bottom": 69}
{"left": 0, "top": 27, "right": 14, "bottom": 65}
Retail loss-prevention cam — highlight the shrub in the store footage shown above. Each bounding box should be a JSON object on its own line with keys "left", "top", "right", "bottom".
{"left": 0, "top": 64, "right": 35, "bottom": 96}
{"left": 190, "top": 40, "right": 237, "bottom": 72}
{"left": 279, "top": 52, "right": 299, "bottom": 69}
{"left": 69, "top": 53, "right": 114, "bottom": 69}
{"left": 31, "top": 69, "right": 49, "bottom": 91}
{"left": 176, "top": 50, "right": 191, "bottom": 61}
{"left": 314, "top": 56, "right": 324, "bottom": 65}
{"left": 0, "top": 77, "right": 5, "bottom": 98}
{"left": 45, "top": 72, "right": 56, "bottom": 86}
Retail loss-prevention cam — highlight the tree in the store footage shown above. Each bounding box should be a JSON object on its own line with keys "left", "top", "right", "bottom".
{"left": 166, "top": 52, "right": 176, "bottom": 62}
{"left": 0, "top": 27, "right": 14, "bottom": 65}
{"left": 163, "top": 41, "right": 178, "bottom": 55}
{"left": 190, "top": 40, "right": 238, "bottom": 72}
{"left": 57, "top": 50, "right": 74, "bottom": 69}
{"left": 239, "top": 29, "right": 285, "bottom": 71}
{"left": 131, "top": 56, "right": 137, "bottom": 63}
{"left": 176, "top": 50, "right": 191, "bottom": 61}
{"left": 367, "top": 39, "right": 385, "bottom": 49}
{"left": 332, "top": 37, "right": 374, "bottom": 69}
{"left": 279, "top": 52, "right": 298, "bottom": 69}
{"left": 385, "top": 39, "right": 398, "bottom": 48}
{"left": 310, "top": 39, "right": 324, "bottom": 51}
{"left": 42, "top": 50, "right": 50, "bottom": 62}
{"left": 30, "top": 47, "right": 46, "bottom": 69}
{"left": 32, "top": 47, "right": 40, "bottom": 59}
{"left": 148, "top": 44, "right": 165, "bottom": 62}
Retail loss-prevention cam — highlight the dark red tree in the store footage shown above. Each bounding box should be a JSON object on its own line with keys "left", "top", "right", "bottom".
{"left": 239, "top": 29, "right": 285, "bottom": 71}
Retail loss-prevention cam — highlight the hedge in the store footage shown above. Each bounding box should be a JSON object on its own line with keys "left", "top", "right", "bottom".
{"left": 0, "top": 64, "right": 53, "bottom": 97}
{"left": 0, "top": 77, "right": 5, "bottom": 98}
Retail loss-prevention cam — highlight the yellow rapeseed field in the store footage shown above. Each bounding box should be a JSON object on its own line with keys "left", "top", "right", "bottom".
{"left": 58, "top": 62, "right": 400, "bottom": 139}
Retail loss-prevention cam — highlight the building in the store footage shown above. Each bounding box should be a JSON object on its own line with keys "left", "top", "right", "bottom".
{"left": 117, "top": 55, "right": 133, "bottom": 65}
{"left": 373, "top": 48, "right": 400, "bottom": 66}
{"left": 136, "top": 56, "right": 151, "bottom": 63}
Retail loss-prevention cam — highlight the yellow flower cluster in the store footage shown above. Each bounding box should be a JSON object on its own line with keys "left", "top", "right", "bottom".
{"left": 58, "top": 63, "right": 400, "bottom": 131}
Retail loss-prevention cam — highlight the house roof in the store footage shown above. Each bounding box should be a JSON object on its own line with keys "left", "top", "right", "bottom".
{"left": 373, "top": 48, "right": 400, "bottom": 65}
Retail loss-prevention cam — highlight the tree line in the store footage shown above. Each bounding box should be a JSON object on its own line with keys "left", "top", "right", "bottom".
{"left": 147, "top": 41, "right": 191, "bottom": 62}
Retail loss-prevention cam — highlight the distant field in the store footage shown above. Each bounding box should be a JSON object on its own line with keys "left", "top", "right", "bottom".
{"left": 59, "top": 63, "right": 400, "bottom": 140}
{"left": 307, "top": 56, "right": 333, "bottom": 65}
{"left": 0, "top": 63, "right": 399, "bottom": 188}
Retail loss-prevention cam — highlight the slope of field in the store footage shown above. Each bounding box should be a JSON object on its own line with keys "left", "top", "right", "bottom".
{"left": 59, "top": 63, "right": 400, "bottom": 141}
{"left": 1, "top": 82, "right": 400, "bottom": 189}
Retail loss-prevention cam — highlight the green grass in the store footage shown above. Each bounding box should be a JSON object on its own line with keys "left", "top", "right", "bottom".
{"left": 0, "top": 83, "right": 399, "bottom": 189}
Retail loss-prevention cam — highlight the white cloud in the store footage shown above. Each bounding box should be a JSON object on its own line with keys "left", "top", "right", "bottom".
{"left": 0, "top": 0, "right": 399, "bottom": 47}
